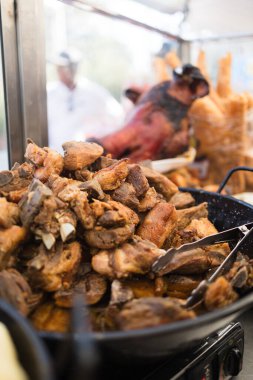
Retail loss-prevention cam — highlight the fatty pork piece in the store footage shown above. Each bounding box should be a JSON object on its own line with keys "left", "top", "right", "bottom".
{"left": 155, "top": 275, "right": 202, "bottom": 299}
{"left": 25, "top": 140, "right": 64, "bottom": 182}
{"left": 169, "top": 191, "right": 195, "bottom": 209}
{"left": 62, "top": 141, "right": 104, "bottom": 170}
{"left": 110, "top": 279, "right": 156, "bottom": 305}
{"left": 176, "top": 202, "right": 208, "bottom": 230}
{"left": 127, "top": 164, "right": 149, "bottom": 196}
{"left": 30, "top": 302, "right": 70, "bottom": 333}
{"left": 224, "top": 256, "right": 251, "bottom": 289}
{"left": 204, "top": 277, "right": 238, "bottom": 311}
{"left": 0, "top": 198, "right": 20, "bottom": 228}
{"left": 137, "top": 187, "right": 161, "bottom": 213}
{"left": 89, "top": 155, "right": 117, "bottom": 171}
{"left": 0, "top": 226, "right": 27, "bottom": 269}
{"left": 0, "top": 269, "right": 42, "bottom": 316}
{"left": 137, "top": 202, "right": 177, "bottom": 248}
{"left": 116, "top": 297, "right": 196, "bottom": 331}
{"left": 92, "top": 236, "right": 165, "bottom": 278}
{"left": 93, "top": 158, "right": 129, "bottom": 190}
{"left": 141, "top": 166, "right": 178, "bottom": 201}
{"left": 54, "top": 273, "right": 107, "bottom": 307}
{"left": 47, "top": 174, "right": 81, "bottom": 196}
{"left": 156, "top": 248, "right": 226, "bottom": 276}
{"left": 27, "top": 242, "right": 81, "bottom": 292}
{"left": 0, "top": 162, "right": 34, "bottom": 199}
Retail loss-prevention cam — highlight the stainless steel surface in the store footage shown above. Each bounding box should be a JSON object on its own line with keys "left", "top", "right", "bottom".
{"left": 0, "top": 0, "right": 24, "bottom": 166}
{"left": 16, "top": 0, "right": 48, "bottom": 147}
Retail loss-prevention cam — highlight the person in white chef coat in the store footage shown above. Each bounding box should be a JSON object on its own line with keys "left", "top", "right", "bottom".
{"left": 47, "top": 49, "right": 124, "bottom": 153}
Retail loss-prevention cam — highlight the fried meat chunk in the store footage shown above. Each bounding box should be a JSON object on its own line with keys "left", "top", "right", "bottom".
{"left": 137, "top": 203, "right": 177, "bottom": 248}
{"left": 85, "top": 224, "right": 135, "bottom": 249}
{"left": 116, "top": 297, "right": 195, "bottom": 330}
{"left": 94, "top": 159, "right": 129, "bottom": 190}
{"left": 112, "top": 182, "right": 139, "bottom": 209}
{"left": 141, "top": 166, "right": 178, "bottom": 200}
{"left": 92, "top": 236, "right": 165, "bottom": 278}
{"left": 0, "top": 269, "right": 41, "bottom": 316}
{"left": 62, "top": 141, "right": 104, "bottom": 170}
{"left": 28, "top": 242, "right": 81, "bottom": 292}
{"left": 137, "top": 187, "right": 161, "bottom": 212}
{"left": 0, "top": 198, "right": 20, "bottom": 228}
{"left": 155, "top": 275, "right": 202, "bottom": 299}
{"left": 0, "top": 162, "right": 34, "bottom": 193}
{"left": 127, "top": 164, "right": 149, "bottom": 196}
{"left": 0, "top": 226, "right": 27, "bottom": 269}
{"left": 30, "top": 302, "right": 70, "bottom": 333}
{"left": 54, "top": 273, "right": 107, "bottom": 307}
{"left": 204, "top": 277, "right": 238, "bottom": 311}
{"left": 169, "top": 192, "right": 195, "bottom": 209}
{"left": 176, "top": 202, "right": 208, "bottom": 230}
{"left": 156, "top": 248, "right": 226, "bottom": 276}
{"left": 110, "top": 279, "right": 156, "bottom": 305}
{"left": 25, "top": 140, "right": 64, "bottom": 182}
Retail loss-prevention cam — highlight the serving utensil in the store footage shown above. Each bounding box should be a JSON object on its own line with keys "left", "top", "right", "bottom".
{"left": 152, "top": 222, "right": 253, "bottom": 309}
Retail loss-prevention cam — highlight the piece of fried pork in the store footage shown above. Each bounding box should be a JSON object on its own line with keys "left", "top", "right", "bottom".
{"left": 62, "top": 141, "right": 104, "bottom": 170}
{"left": 204, "top": 277, "right": 238, "bottom": 311}
{"left": 25, "top": 140, "right": 64, "bottom": 182}
{"left": 94, "top": 158, "right": 129, "bottom": 190}
{"left": 141, "top": 166, "right": 178, "bottom": 200}
{"left": 116, "top": 297, "right": 195, "bottom": 330}
{"left": 0, "top": 269, "right": 42, "bottom": 316}
{"left": 137, "top": 202, "right": 177, "bottom": 248}
{"left": 27, "top": 242, "right": 81, "bottom": 292}
{"left": 54, "top": 272, "right": 107, "bottom": 307}
{"left": 92, "top": 235, "right": 165, "bottom": 278}
{"left": 0, "top": 198, "right": 20, "bottom": 228}
{"left": 0, "top": 226, "right": 27, "bottom": 269}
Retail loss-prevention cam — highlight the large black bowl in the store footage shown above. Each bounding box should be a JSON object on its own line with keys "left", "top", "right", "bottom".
{"left": 40, "top": 189, "right": 253, "bottom": 359}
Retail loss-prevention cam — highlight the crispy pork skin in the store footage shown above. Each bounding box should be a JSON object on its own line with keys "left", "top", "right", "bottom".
{"left": 117, "top": 297, "right": 195, "bottom": 330}
{"left": 137, "top": 203, "right": 177, "bottom": 248}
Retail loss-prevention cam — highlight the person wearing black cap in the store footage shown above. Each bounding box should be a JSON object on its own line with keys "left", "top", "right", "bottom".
{"left": 88, "top": 63, "right": 209, "bottom": 162}
{"left": 47, "top": 48, "right": 124, "bottom": 153}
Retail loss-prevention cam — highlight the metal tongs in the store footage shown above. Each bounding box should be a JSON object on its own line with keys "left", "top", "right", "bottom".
{"left": 152, "top": 222, "right": 253, "bottom": 309}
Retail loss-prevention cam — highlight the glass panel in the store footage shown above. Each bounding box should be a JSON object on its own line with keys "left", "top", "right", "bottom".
{"left": 44, "top": 0, "right": 178, "bottom": 152}
{"left": 0, "top": 44, "right": 8, "bottom": 170}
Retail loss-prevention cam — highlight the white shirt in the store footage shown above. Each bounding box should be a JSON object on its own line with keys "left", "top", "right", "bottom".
{"left": 47, "top": 78, "right": 124, "bottom": 153}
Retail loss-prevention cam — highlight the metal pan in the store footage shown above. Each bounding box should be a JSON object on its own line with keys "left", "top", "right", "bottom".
{"left": 39, "top": 168, "right": 253, "bottom": 360}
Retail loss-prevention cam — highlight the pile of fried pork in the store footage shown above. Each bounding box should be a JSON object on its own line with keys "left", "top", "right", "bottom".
{"left": 0, "top": 140, "right": 252, "bottom": 332}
